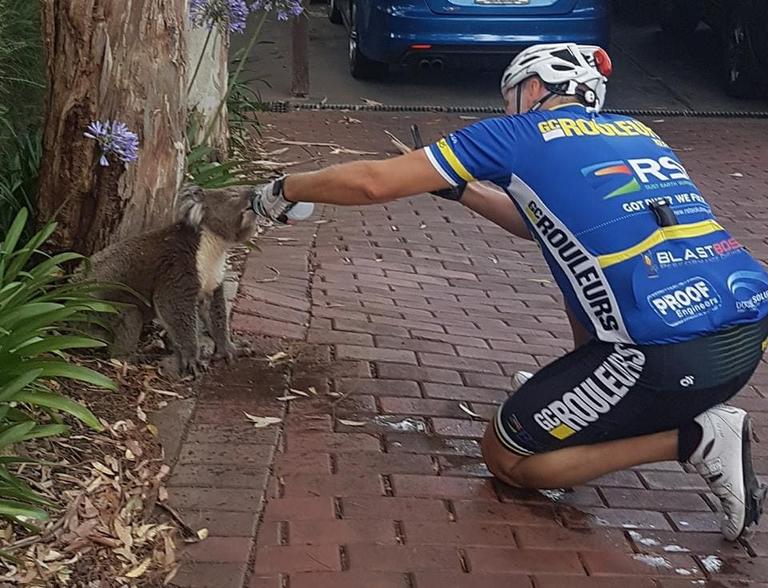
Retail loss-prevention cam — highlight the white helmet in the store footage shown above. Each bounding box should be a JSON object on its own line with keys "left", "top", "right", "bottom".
{"left": 500, "top": 43, "right": 613, "bottom": 112}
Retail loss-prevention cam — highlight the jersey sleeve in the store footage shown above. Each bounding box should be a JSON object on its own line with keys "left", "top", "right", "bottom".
{"left": 424, "top": 117, "right": 518, "bottom": 187}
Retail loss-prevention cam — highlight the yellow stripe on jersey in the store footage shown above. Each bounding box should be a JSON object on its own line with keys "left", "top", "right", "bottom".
{"left": 436, "top": 138, "right": 477, "bottom": 183}
{"left": 597, "top": 220, "right": 725, "bottom": 268}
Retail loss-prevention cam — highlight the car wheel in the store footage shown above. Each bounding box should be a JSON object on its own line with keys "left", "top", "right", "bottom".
{"left": 328, "top": 0, "right": 343, "bottom": 25}
{"left": 348, "top": 7, "right": 387, "bottom": 80}
{"left": 657, "top": 0, "right": 703, "bottom": 36}
{"left": 722, "top": 11, "right": 762, "bottom": 97}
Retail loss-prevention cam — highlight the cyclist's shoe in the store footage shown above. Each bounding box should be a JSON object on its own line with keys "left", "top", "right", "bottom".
{"left": 687, "top": 404, "right": 767, "bottom": 541}
{"left": 510, "top": 371, "right": 533, "bottom": 395}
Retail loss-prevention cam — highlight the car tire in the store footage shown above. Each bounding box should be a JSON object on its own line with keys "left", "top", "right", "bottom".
{"left": 657, "top": 0, "right": 703, "bottom": 36}
{"left": 722, "top": 10, "right": 763, "bottom": 97}
{"left": 328, "top": 0, "right": 343, "bottom": 25}
{"left": 348, "top": 6, "right": 387, "bottom": 80}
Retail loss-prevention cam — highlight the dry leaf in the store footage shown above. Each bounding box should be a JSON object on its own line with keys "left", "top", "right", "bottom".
{"left": 328, "top": 147, "right": 378, "bottom": 156}
{"left": 289, "top": 388, "right": 310, "bottom": 397}
{"left": 361, "top": 97, "right": 383, "bottom": 106}
{"left": 308, "top": 386, "right": 318, "bottom": 396}
{"left": 125, "top": 558, "right": 152, "bottom": 578}
{"left": 158, "top": 487, "right": 169, "bottom": 502}
{"left": 91, "top": 462, "right": 115, "bottom": 477}
{"left": 244, "top": 413, "right": 282, "bottom": 428}
{"left": 266, "top": 351, "right": 288, "bottom": 364}
{"left": 152, "top": 389, "right": 183, "bottom": 398}
{"left": 196, "top": 528, "right": 209, "bottom": 540}
{"left": 458, "top": 402, "right": 482, "bottom": 419}
{"left": 276, "top": 395, "right": 300, "bottom": 402}
{"left": 338, "top": 419, "right": 367, "bottom": 427}
{"left": 730, "top": 172, "right": 744, "bottom": 178}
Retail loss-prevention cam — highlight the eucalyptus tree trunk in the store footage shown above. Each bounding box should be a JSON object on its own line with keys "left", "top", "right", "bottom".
{"left": 37, "top": 0, "right": 188, "bottom": 255}
{"left": 187, "top": 21, "right": 229, "bottom": 157}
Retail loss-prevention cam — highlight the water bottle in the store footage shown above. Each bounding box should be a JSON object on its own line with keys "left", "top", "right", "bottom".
{"left": 287, "top": 201, "right": 315, "bottom": 221}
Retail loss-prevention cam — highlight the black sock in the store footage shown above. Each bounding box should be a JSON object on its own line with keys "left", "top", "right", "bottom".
{"left": 677, "top": 422, "right": 703, "bottom": 462}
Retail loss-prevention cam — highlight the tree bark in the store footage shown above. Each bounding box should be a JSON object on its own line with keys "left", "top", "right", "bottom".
{"left": 187, "top": 22, "right": 229, "bottom": 156}
{"left": 37, "top": 0, "right": 187, "bottom": 255}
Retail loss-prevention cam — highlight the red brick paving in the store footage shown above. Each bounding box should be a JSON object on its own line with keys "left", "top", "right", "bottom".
{"left": 170, "top": 112, "right": 768, "bottom": 587}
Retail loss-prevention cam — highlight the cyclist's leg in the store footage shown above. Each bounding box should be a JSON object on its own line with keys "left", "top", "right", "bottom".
{"left": 483, "top": 321, "right": 767, "bottom": 489}
{"left": 481, "top": 424, "right": 677, "bottom": 489}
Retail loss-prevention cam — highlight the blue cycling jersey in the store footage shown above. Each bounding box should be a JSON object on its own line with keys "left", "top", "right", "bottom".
{"left": 426, "top": 104, "right": 768, "bottom": 345}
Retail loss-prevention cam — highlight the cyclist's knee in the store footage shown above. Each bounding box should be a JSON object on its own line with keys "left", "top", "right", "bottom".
{"left": 481, "top": 424, "right": 526, "bottom": 487}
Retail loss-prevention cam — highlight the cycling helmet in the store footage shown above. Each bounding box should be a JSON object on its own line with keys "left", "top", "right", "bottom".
{"left": 500, "top": 43, "right": 613, "bottom": 113}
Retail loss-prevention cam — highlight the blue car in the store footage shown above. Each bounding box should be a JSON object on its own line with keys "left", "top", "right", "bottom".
{"left": 328, "top": 0, "right": 611, "bottom": 79}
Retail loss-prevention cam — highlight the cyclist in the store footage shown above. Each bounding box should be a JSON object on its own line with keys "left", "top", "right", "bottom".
{"left": 250, "top": 43, "right": 768, "bottom": 541}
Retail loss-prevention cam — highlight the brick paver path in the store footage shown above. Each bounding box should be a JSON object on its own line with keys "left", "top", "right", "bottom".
{"left": 170, "top": 112, "right": 768, "bottom": 588}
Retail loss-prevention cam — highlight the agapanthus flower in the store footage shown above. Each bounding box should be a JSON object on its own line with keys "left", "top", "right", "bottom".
{"left": 84, "top": 120, "right": 140, "bottom": 167}
{"left": 190, "top": 0, "right": 250, "bottom": 33}
{"left": 250, "top": 0, "right": 303, "bottom": 20}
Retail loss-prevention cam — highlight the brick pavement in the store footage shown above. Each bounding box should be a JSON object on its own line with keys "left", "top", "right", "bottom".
{"left": 169, "top": 112, "right": 768, "bottom": 588}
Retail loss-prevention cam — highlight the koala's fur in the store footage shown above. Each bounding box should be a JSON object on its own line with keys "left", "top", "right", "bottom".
{"left": 83, "top": 184, "right": 259, "bottom": 376}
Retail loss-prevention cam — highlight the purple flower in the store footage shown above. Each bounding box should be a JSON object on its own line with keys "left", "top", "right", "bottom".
{"left": 249, "top": 0, "right": 303, "bottom": 19}
{"left": 84, "top": 120, "right": 139, "bottom": 167}
{"left": 190, "top": 0, "right": 249, "bottom": 33}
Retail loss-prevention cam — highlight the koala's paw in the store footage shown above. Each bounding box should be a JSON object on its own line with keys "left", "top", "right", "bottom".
{"left": 213, "top": 341, "right": 254, "bottom": 363}
{"left": 212, "top": 342, "right": 237, "bottom": 364}
{"left": 177, "top": 353, "right": 209, "bottom": 380}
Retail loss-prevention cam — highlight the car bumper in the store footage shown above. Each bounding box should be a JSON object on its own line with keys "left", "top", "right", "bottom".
{"left": 358, "top": 8, "right": 610, "bottom": 64}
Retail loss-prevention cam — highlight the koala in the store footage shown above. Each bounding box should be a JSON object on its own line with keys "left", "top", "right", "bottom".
{"left": 82, "top": 184, "right": 259, "bottom": 377}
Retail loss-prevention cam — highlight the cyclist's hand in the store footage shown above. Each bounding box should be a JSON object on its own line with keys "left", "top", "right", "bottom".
{"left": 410, "top": 125, "right": 465, "bottom": 202}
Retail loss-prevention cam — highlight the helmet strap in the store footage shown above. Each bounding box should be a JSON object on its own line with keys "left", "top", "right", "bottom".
{"left": 530, "top": 91, "right": 557, "bottom": 112}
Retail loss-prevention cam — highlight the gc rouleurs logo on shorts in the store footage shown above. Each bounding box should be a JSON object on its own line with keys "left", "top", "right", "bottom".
{"left": 647, "top": 277, "right": 722, "bottom": 327}
{"left": 728, "top": 270, "right": 768, "bottom": 313}
{"left": 533, "top": 344, "right": 646, "bottom": 441}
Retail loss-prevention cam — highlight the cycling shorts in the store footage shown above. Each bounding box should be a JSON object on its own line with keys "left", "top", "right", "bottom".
{"left": 494, "top": 317, "right": 768, "bottom": 456}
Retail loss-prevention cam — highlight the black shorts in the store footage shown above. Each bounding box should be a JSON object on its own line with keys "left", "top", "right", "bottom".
{"left": 494, "top": 317, "right": 768, "bottom": 456}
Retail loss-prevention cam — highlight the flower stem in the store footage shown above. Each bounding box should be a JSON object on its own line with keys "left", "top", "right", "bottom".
{"left": 188, "top": 25, "right": 215, "bottom": 95}
{"left": 200, "top": 10, "right": 269, "bottom": 147}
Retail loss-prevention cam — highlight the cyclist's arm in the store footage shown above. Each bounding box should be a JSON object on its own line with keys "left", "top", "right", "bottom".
{"left": 461, "top": 182, "right": 533, "bottom": 241}
{"left": 283, "top": 150, "right": 450, "bottom": 205}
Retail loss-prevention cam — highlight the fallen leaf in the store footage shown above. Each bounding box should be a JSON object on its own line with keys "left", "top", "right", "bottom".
{"left": 256, "top": 266, "right": 280, "bottom": 283}
{"left": 152, "top": 389, "right": 184, "bottom": 399}
{"left": 125, "top": 558, "right": 151, "bottom": 579}
{"left": 266, "top": 351, "right": 289, "bottom": 364}
{"left": 196, "top": 528, "right": 209, "bottom": 540}
{"left": 458, "top": 402, "right": 482, "bottom": 419}
{"left": 91, "top": 462, "right": 115, "bottom": 477}
{"left": 276, "top": 395, "right": 301, "bottom": 401}
{"left": 158, "top": 487, "right": 169, "bottom": 502}
{"left": 244, "top": 413, "right": 282, "bottom": 428}
{"left": 289, "top": 388, "right": 310, "bottom": 397}
{"left": 361, "top": 97, "right": 383, "bottom": 106}
{"left": 730, "top": 172, "right": 744, "bottom": 178}
{"left": 338, "top": 419, "right": 367, "bottom": 427}
{"left": 328, "top": 147, "right": 379, "bottom": 156}
{"left": 308, "top": 386, "right": 318, "bottom": 396}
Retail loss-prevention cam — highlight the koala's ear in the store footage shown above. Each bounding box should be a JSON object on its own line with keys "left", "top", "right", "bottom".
{"left": 178, "top": 184, "right": 205, "bottom": 227}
